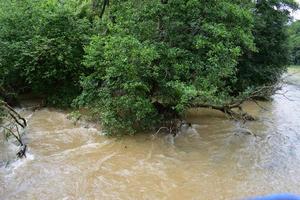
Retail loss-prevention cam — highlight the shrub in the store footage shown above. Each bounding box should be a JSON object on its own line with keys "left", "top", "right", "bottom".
{"left": 0, "top": 0, "right": 93, "bottom": 106}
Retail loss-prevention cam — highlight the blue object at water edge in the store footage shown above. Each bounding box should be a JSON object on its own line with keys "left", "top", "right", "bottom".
{"left": 247, "top": 194, "right": 300, "bottom": 200}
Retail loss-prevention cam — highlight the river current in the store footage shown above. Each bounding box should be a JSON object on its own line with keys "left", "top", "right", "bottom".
{"left": 1, "top": 69, "right": 300, "bottom": 200}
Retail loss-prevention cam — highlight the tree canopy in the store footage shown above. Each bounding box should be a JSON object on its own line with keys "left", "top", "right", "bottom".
{"left": 0, "top": 0, "right": 298, "bottom": 135}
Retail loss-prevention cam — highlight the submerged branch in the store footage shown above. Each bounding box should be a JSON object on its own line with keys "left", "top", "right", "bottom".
{"left": 1, "top": 101, "right": 26, "bottom": 128}
{"left": 190, "top": 84, "right": 281, "bottom": 122}
{"left": 152, "top": 81, "right": 290, "bottom": 137}
{"left": 0, "top": 100, "right": 27, "bottom": 158}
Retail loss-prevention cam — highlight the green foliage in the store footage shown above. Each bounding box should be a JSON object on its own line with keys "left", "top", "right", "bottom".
{"left": 236, "top": 0, "right": 298, "bottom": 91}
{"left": 77, "top": 0, "right": 256, "bottom": 134}
{"left": 0, "top": 0, "right": 296, "bottom": 135}
{"left": 288, "top": 20, "right": 300, "bottom": 65}
{"left": 0, "top": 0, "right": 93, "bottom": 106}
{"left": 76, "top": 35, "right": 160, "bottom": 134}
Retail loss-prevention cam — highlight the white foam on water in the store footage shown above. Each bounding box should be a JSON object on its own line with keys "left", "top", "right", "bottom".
{"left": 10, "top": 152, "right": 34, "bottom": 170}
{"left": 2, "top": 151, "right": 34, "bottom": 178}
{"left": 87, "top": 127, "right": 100, "bottom": 133}
{"left": 25, "top": 113, "right": 34, "bottom": 120}
{"left": 47, "top": 140, "right": 111, "bottom": 158}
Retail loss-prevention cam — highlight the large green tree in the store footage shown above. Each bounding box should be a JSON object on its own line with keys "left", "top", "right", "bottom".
{"left": 236, "top": 0, "right": 298, "bottom": 91}
{"left": 77, "top": 0, "right": 256, "bottom": 134}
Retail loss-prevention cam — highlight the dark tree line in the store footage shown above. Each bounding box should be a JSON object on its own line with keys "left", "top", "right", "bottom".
{"left": 289, "top": 20, "right": 300, "bottom": 65}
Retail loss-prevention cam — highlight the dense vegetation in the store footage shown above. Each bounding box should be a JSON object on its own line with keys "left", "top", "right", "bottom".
{"left": 289, "top": 20, "right": 300, "bottom": 65}
{"left": 237, "top": 0, "right": 298, "bottom": 90}
{"left": 0, "top": 0, "right": 298, "bottom": 135}
{"left": 0, "top": 0, "right": 93, "bottom": 106}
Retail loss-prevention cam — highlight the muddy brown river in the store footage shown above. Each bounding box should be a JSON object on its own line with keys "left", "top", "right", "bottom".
{"left": 1, "top": 69, "right": 300, "bottom": 200}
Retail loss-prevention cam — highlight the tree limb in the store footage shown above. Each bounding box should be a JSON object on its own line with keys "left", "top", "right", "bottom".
{"left": 1, "top": 100, "right": 27, "bottom": 158}
{"left": 190, "top": 84, "right": 280, "bottom": 121}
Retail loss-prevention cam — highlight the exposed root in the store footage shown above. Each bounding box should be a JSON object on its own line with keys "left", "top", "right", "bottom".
{"left": 153, "top": 119, "right": 192, "bottom": 139}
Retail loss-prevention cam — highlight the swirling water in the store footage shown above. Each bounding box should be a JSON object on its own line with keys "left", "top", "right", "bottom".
{"left": 1, "top": 69, "right": 300, "bottom": 200}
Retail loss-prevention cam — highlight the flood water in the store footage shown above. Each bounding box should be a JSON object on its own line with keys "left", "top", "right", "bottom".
{"left": 1, "top": 69, "right": 300, "bottom": 200}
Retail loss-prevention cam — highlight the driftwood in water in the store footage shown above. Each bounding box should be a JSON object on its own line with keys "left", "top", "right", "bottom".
{"left": 0, "top": 100, "right": 27, "bottom": 158}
